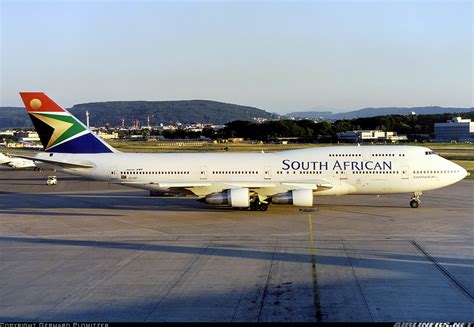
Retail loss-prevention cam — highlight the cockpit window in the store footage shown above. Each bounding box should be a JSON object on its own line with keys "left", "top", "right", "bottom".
{"left": 425, "top": 151, "right": 436, "bottom": 155}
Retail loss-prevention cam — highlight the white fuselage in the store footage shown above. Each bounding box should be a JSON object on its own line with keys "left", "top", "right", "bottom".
{"left": 33, "top": 145, "right": 467, "bottom": 198}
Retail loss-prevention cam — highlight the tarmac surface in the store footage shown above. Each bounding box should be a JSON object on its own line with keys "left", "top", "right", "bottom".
{"left": 0, "top": 168, "right": 473, "bottom": 322}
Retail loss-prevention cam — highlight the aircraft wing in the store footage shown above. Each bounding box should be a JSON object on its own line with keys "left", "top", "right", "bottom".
{"left": 222, "top": 180, "right": 332, "bottom": 190}
{"left": 120, "top": 181, "right": 213, "bottom": 188}
{"left": 281, "top": 181, "right": 333, "bottom": 190}
{"left": 120, "top": 181, "right": 275, "bottom": 189}
{"left": 9, "top": 154, "right": 94, "bottom": 169}
{"left": 120, "top": 179, "right": 333, "bottom": 191}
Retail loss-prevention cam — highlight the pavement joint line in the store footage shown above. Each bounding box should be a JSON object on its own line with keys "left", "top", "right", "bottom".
{"left": 341, "top": 240, "right": 375, "bottom": 322}
{"left": 100, "top": 216, "right": 176, "bottom": 236}
{"left": 144, "top": 241, "right": 211, "bottom": 322}
{"left": 256, "top": 238, "right": 278, "bottom": 322}
{"left": 0, "top": 251, "right": 71, "bottom": 303}
{"left": 229, "top": 285, "right": 246, "bottom": 322}
{"left": 326, "top": 208, "right": 394, "bottom": 218}
{"left": 35, "top": 243, "right": 148, "bottom": 321}
{"left": 410, "top": 240, "right": 474, "bottom": 302}
{"left": 307, "top": 214, "right": 322, "bottom": 322}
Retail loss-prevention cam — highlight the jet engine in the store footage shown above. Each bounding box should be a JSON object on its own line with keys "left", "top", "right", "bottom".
{"left": 204, "top": 188, "right": 250, "bottom": 207}
{"left": 271, "top": 189, "right": 314, "bottom": 207}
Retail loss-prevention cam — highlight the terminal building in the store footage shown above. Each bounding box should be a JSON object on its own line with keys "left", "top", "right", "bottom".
{"left": 434, "top": 117, "right": 474, "bottom": 142}
{"left": 15, "top": 131, "right": 40, "bottom": 142}
{"left": 336, "top": 130, "right": 408, "bottom": 143}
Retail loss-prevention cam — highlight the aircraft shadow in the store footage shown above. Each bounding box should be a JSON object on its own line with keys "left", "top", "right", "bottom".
{"left": 0, "top": 191, "right": 240, "bottom": 213}
{"left": 0, "top": 236, "right": 472, "bottom": 267}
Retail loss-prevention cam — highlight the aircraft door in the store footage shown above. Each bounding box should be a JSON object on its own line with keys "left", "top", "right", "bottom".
{"left": 401, "top": 165, "right": 409, "bottom": 180}
{"left": 264, "top": 165, "right": 271, "bottom": 180}
{"left": 109, "top": 167, "right": 119, "bottom": 181}
{"left": 339, "top": 170, "right": 347, "bottom": 181}
{"left": 200, "top": 166, "right": 207, "bottom": 180}
{"left": 332, "top": 169, "right": 347, "bottom": 185}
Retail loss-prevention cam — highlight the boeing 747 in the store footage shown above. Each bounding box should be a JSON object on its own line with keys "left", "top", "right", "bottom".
{"left": 13, "top": 92, "right": 468, "bottom": 210}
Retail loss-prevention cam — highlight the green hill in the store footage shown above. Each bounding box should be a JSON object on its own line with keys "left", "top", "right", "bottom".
{"left": 70, "top": 100, "right": 276, "bottom": 126}
{"left": 0, "top": 100, "right": 277, "bottom": 128}
{"left": 0, "top": 107, "right": 33, "bottom": 128}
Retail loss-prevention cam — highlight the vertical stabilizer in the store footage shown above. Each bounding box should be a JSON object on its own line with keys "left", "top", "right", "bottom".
{"left": 19, "top": 92, "right": 116, "bottom": 153}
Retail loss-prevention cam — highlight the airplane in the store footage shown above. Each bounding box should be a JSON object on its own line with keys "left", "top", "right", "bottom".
{"left": 12, "top": 92, "right": 468, "bottom": 210}
{"left": 0, "top": 152, "right": 36, "bottom": 169}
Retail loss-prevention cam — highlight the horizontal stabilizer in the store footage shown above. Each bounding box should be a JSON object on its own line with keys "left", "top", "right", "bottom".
{"left": 9, "top": 154, "right": 94, "bottom": 169}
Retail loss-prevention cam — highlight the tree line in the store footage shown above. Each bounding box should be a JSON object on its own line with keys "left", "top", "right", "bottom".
{"left": 156, "top": 112, "right": 474, "bottom": 142}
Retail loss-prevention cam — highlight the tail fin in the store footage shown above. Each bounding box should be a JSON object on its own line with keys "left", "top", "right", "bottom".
{"left": 19, "top": 92, "right": 116, "bottom": 153}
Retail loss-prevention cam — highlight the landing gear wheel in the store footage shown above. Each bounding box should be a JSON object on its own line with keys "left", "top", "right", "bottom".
{"left": 250, "top": 200, "right": 260, "bottom": 211}
{"left": 248, "top": 193, "right": 270, "bottom": 211}
{"left": 410, "top": 199, "right": 420, "bottom": 208}
{"left": 410, "top": 191, "right": 422, "bottom": 208}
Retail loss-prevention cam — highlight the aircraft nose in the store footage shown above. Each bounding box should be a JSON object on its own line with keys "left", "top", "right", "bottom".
{"left": 454, "top": 163, "right": 468, "bottom": 180}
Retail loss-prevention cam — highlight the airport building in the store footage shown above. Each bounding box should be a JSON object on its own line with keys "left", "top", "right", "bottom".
{"left": 17, "top": 131, "right": 40, "bottom": 142}
{"left": 96, "top": 131, "right": 119, "bottom": 139}
{"left": 336, "top": 130, "right": 408, "bottom": 143}
{"left": 0, "top": 130, "right": 15, "bottom": 137}
{"left": 434, "top": 117, "right": 474, "bottom": 142}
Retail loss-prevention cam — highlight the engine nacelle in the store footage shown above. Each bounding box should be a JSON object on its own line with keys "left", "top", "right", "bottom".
{"left": 271, "top": 189, "right": 314, "bottom": 207}
{"left": 205, "top": 188, "right": 250, "bottom": 207}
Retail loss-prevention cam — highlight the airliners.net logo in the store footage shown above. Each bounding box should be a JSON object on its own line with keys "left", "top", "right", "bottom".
{"left": 395, "top": 323, "right": 473, "bottom": 327}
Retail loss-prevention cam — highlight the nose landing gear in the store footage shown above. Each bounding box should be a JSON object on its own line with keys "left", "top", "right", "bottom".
{"left": 410, "top": 191, "right": 422, "bottom": 208}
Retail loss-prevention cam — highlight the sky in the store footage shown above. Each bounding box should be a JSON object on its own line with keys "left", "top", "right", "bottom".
{"left": 1, "top": 0, "right": 472, "bottom": 113}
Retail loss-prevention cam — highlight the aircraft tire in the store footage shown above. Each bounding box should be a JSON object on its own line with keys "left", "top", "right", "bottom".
{"left": 410, "top": 199, "right": 420, "bottom": 208}
{"left": 250, "top": 201, "right": 260, "bottom": 211}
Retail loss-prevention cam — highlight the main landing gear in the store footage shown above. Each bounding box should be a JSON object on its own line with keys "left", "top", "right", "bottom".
{"left": 249, "top": 195, "right": 269, "bottom": 211}
{"left": 410, "top": 191, "right": 422, "bottom": 208}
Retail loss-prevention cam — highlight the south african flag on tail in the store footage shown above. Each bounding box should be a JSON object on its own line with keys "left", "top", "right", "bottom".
{"left": 20, "top": 92, "right": 116, "bottom": 153}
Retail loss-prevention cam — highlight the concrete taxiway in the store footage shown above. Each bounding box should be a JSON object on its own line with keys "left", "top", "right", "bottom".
{"left": 0, "top": 168, "right": 473, "bottom": 321}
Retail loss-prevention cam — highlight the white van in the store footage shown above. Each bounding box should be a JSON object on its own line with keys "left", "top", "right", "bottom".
{"left": 47, "top": 176, "right": 57, "bottom": 186}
